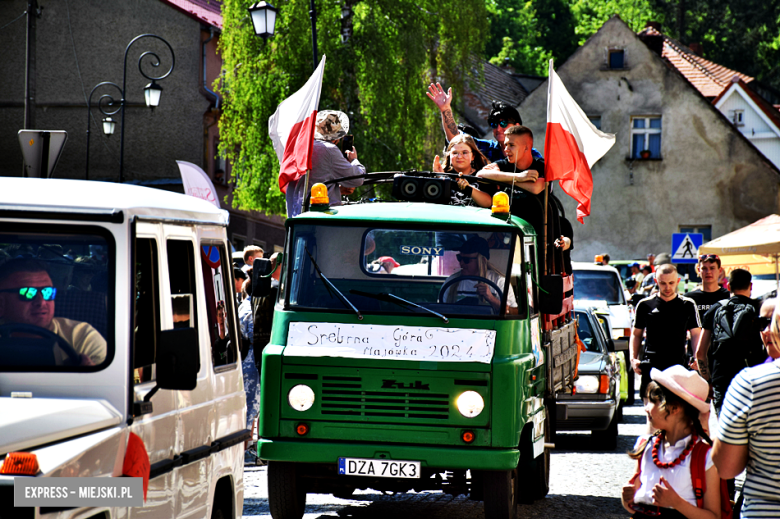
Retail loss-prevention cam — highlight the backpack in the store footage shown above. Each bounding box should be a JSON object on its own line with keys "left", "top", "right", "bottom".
{"left": 711, "top": 298, "right": 765, "bottom": 369}
{"left": 690, "top": 441, "right": 733, "bottom": 519}
{"left": 632, "top": 437, "right": 733, "bottom": 519}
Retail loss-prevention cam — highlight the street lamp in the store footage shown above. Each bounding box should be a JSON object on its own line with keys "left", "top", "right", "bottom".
{"left": 248, "top": 2, "right": 278, "bottom": 39}
{"left": 85, "top": 34, "right": 175, "bottom": 182}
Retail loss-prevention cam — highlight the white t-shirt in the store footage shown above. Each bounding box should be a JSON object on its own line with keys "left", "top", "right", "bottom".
{"left": 51, "top": 317, "right": 107, "bottom": 365}
{"left": 633, "top": 434, "right": 714, "bottom": 508}
{"left": 442, "top": 269, "right": 517, "bottom": 309}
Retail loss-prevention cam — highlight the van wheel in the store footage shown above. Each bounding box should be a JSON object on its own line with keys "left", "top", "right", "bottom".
{"left": 482, "top": 469, "right": 517, "bottom": 519}
{"left": 268, "top": 461, "right": 306, "bottom": 519}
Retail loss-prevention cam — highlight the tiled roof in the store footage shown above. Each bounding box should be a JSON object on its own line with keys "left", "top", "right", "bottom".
{"left": 160, "top": 0, "right": 222, "bottom": 30}
{"left": 460, "top": 58, "right": 529, "bottom": 127}
{"left": 638, "top": 26, "right": 752, "bottom": 98}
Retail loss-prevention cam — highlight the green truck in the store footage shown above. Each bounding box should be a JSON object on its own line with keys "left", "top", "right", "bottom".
{"left": 256, "top": 183, "right": 578, "bottom": 519}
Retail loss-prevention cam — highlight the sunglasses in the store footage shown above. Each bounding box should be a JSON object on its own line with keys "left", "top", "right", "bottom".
{"left": 456, "top": 254, "right": 478, "bottom": 264}
{"left": 698, "top": 254, "right": 720, "bottom": 262}
{"left": 488, "top": 119, "right": 514, "bottom": 129}
{"left": 757, "top": 316, "right": 772, "bottom": 330}
{"left": 0, "top": 286, "right": 57, "bottom": 301}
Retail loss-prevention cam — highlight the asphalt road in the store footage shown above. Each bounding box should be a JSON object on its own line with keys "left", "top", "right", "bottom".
{"left": 242, "top": 399, "right": 647, "bottom": 519}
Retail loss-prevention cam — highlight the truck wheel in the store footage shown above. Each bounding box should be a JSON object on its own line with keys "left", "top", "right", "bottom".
{"left": 623, "top": 351, "right": 635, "bottom": 405}
{"left": 517, "top": 408, "right": 551, "bottom": 504}
{"left": 592, "top": 411, "right": 619, "bottom": 451}
{"left": 483, "top": 469, "right": 517, "bottom": 519}
{"left": 268, "top": 461, "right": 306, "bottom": 519}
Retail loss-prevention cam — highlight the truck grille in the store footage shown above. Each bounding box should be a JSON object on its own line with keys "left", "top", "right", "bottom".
{"left": 320, "top": 375, "right": 450, "bottom": 420}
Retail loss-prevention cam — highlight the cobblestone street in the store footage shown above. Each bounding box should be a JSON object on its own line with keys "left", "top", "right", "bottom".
{"left": 242, "top": 398, "right": 646, "bottom": 519}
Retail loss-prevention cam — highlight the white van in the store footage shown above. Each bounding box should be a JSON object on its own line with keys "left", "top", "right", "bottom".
{"left": 0, "top": 179, "right": 248, "bottom": 518}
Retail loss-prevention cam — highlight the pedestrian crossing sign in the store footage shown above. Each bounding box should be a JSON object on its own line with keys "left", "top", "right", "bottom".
{"left": 671, "top": 233, "right": 703, "bottom": 264}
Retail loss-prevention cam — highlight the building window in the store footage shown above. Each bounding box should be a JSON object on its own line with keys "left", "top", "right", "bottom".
{"left": 731, "top": 110, "right": 744, "bottom": 127}
{"left": 232, "top": 234, "right": 246, "bottom": 252}
{"left": 588, "top": 116, "right": 602, "bottom": 130}
{"left": 609, "top": 49, "right": 625, "bottom": 69}
{"left": 631, "top": 116, "right": 662, "bottom": 159}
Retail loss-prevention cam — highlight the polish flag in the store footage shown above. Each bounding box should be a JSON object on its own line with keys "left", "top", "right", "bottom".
{"left": 269, "top": 56, "right": 326, "bottom": 193}
{"left": 544, "top": 59, "right": 615, "bottom": 223}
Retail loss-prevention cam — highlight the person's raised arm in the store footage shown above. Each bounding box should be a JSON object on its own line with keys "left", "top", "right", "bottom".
{"left": 426, "top": 83, "right": 458, "bottom": 142}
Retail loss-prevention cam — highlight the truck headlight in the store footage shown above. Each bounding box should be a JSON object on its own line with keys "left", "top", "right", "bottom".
{"left": 288, "top": 384, "right": 315, "bottom": 411}
{"left": 574, "top": 375, "right": 600, "bottom": 394}
{"left": 456, "top": 391, "right": 484, "bottom": 418}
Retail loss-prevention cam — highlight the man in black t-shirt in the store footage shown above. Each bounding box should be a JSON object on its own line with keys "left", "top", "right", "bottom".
{"left": 686, "top": 254, "right": 729, "bottom": 366}
{"left": 630, "top": 264, "right": 701, "bottom": 430}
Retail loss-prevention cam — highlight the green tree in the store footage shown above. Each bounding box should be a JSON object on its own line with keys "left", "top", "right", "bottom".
{"left": 485, "top": 1, "right": 551, "bottom": 75}
{"left": 571, "top": 0, "right": 659, "bottom": 45}
{"left": 218, "top": 0, "right": 488, "bottom": 216}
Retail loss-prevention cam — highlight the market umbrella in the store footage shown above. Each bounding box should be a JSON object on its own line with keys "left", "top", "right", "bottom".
{"left": 698, "top": 214, "right": 780, "bottom": 289}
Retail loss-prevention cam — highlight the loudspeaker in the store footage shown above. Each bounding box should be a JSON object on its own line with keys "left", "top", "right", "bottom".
{"left": 392, "top": 175, "right": 452, "bottom": 204}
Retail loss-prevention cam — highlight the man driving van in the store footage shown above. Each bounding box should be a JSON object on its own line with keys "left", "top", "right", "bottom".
{"left": 0, "top": 258, "right": 106, "bottom": 365}
{"left": 441, "top": 237, "right": 517, "bottom": 314}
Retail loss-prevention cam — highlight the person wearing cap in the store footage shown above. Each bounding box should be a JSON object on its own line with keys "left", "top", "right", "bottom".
{"left": 425, "top": 84, "right": 543, "bottom": 163}
{"left": 285, "top": 110, "right": 366, "bottom": 218}
{"left": 630, "top": 262, "right": 645, "bottom": 287}
{"left": 441, "top": 237, "right": 516, "bottom": 314}
{"left": 713, "top": 301, "right": 780, "bottom": 518}
{"left": 376, "top": 256, "right": 400, "bottom": 274}
{"left": 622, "top": 365, "right": 721, "bottom": 519}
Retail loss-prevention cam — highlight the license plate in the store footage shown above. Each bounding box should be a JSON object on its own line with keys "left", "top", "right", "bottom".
{"left": 338, "top": 457, "right": 421, "bottom": 478}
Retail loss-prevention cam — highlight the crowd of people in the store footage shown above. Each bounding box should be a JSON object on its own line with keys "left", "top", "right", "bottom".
{"left": 624, "top": 252, "right": 780, "bottom": 518}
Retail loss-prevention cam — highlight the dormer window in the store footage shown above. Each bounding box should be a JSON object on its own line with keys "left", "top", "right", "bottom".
{"left": 609, "top": 49, "right": 625, "bottom": 69}
{"left": 731, "top": 109, "right": 744, "bottom": 127}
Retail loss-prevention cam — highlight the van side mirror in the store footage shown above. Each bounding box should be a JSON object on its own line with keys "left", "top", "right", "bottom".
{"left": 156, "top": 327, "right": 200, "bottom": 390}
{"left": 538, "top": 274, "right": 563, "bottom": 315}
{"left": 252, "top": 257, "right": 274, "bottom": 298}
{"left": 606, "top": 338, "right": 616, "bottom": 352}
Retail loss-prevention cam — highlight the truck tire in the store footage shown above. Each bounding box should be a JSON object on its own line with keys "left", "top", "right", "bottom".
{"left": 268, "top": 461, "right": 306, "bottom": 519}
{"left": 623, "top": 351, "right": 635, "bottom": 405}
{"left": 517, "top": 408, "right": 551, "bottom": 503}
{"left": 483, "top": 469, "right": 517, "bottom": 519}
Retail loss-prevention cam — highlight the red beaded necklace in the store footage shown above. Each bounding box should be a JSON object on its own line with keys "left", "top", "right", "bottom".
{"left": 652, "top": 432, "right": 698, "bottom": 469}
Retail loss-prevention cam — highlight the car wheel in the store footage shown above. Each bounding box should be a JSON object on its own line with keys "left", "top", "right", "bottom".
{"left": 592, "top": 411, "right": 619, "bottom": 451}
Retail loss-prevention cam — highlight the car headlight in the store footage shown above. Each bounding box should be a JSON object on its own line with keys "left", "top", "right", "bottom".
{"left": 574, "top": 375, "right": 600, "bottom": 394}
{"left": 456, "top": 391, "right": 484, "bottom": 418}
{"left": 288, "top": 384, "right": 315, "bottom": 411}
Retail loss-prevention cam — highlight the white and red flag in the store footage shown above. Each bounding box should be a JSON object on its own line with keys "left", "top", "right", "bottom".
{"left": 544, "top": 59, "right": 615, "bottom": 223}
{"left": 268, "top": 56, "right": 326, "bottom": 193}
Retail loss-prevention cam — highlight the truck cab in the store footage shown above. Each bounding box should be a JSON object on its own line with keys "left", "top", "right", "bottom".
{"left": 257, "top": 189, "right": 578, "bottom": 519}
{"left": 0, "top": 178, "right": 249, "bottom": 519}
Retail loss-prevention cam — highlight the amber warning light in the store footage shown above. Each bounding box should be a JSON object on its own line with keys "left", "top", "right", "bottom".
{"left": 0, "top": 452, "right": 39, "bottom": 475}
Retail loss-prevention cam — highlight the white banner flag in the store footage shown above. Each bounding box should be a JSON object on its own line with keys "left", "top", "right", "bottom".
{"left": 176, "top": 160, "right": 220, "bottom": 208}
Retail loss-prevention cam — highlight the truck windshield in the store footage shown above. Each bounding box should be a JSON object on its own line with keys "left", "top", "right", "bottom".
{"left": 0, "top": 226, "right": 113, "bottom": 372}
{"left": 287, "top": 225, "right": 519, "bottom": 317}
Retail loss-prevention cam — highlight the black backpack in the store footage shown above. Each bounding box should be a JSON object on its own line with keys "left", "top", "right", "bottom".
{"left": 711, "top": 298, "right": 766, "bottom": 369}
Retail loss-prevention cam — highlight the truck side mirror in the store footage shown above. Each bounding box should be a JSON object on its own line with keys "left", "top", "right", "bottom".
{"left": 538, "top": 274, "right": 563, "bottom": 315}
{"left": 156, "top": 327, "right": 200, "bottom": 390}
{"left": 252, "top": 257, "right": 274, "bottom": 298}
{"left": 606, "top": 338, "right": 616, "bottom": 352}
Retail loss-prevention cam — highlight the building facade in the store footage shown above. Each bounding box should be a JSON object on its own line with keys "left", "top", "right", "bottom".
{"left": 517, "top": 16, "right": 780, "bottom": 261}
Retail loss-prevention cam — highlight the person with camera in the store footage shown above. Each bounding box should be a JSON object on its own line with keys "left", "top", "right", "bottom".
{"left": 631, "top": 264, "right": 702, "bottom": 433}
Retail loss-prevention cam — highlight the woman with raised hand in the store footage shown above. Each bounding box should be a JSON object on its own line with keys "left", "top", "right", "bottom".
{"left": 432, "top": 134, "right": 489, "bottom": 201}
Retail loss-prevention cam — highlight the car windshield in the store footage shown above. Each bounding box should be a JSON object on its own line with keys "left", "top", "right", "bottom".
{"left": 575, "top": 311, "right": 602, "bottom": 352}
{"left": 286, "top": 224, "right": 521, "bottom": 317}
{"left": 573, "top": 270, "right": 625, "bottom": 305}
{"left": 0, "top": 227, "right": 113, "bottom": 372}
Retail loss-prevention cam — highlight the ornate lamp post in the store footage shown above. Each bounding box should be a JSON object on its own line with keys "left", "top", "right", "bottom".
{"left": 248, "top": 2, "right": 278, "bottom": 39}
{"left": 85, "top": 34, "right": 175, "bottom": 182}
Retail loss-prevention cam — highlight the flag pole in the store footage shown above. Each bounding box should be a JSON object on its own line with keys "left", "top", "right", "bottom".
{"left": 543, "top": 184, "right": 549, "bottom": 276}
{"left": 302, "top": 169, "right": 311, "bottom": 213}
{"left": 543, "top": 58, "right": 553, "bottom": 277}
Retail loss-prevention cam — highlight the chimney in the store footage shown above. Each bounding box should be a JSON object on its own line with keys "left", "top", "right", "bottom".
{"left": 638, "top": 23, "right": 664, "bottom": 57}
{"left": 688, "top": 42, "right": 703, "bottom": 56}
{"left": 645, "top": 21, "right": 662, "bottom": 32}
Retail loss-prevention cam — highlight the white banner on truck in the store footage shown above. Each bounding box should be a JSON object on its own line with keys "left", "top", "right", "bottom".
{"left": 286, "top": 323, "right": 496, "bottom": 363}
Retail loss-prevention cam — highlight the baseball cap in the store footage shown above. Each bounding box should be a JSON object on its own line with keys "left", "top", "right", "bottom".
{"left": 378, "top": 256, "right": 400, "bottom": 268}
{"left": 459, "top": 237, "right": 490, "bottom": 260}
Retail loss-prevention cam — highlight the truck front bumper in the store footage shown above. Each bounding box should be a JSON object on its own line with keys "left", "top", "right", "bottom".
{"left": 257, "top": 438, "right": 520, "bottom": 471}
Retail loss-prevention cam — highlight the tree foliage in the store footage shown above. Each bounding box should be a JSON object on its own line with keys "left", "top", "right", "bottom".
{"left": 218, "top": 0, "right": 488, "bottom": 215}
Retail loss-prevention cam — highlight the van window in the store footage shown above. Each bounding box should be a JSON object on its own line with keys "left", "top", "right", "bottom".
{"left": 134, "top": 238, "right": 160, "bottom": 383}
{"left": 0, "top": 225, "right": 114, "bottom": 371}
{"left": 200, "top": 244, "right": 237, "bottom": 367}
{"left": 167, "top": 239, "right": 197, "bottom": 329}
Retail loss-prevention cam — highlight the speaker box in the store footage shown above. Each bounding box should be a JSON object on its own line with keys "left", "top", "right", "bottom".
{"left": 392, "top": 175, "right": 452, "bottom": 204}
